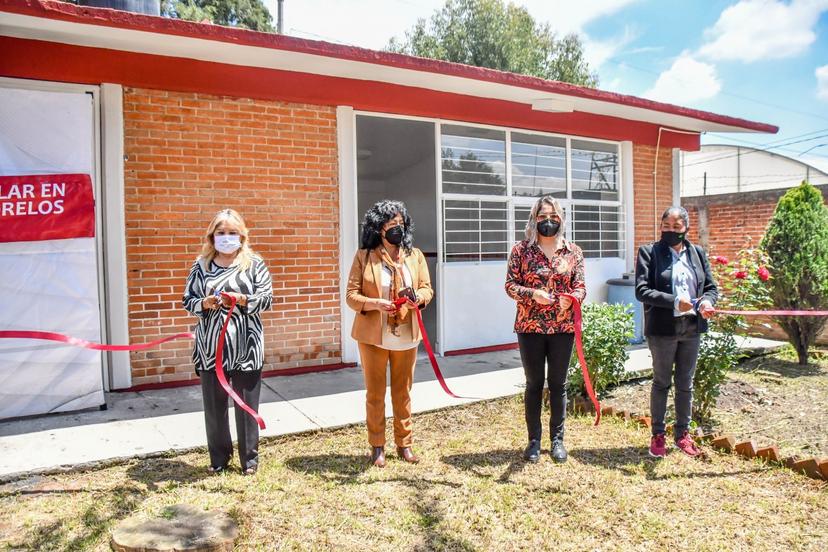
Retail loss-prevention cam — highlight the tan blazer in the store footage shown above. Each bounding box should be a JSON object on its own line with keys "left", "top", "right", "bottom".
{"left": 346, "top": 247, "right": 434, "bottom": 346}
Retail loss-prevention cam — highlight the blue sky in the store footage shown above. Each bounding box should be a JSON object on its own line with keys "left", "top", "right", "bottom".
{"left": 265, "top": 1, "right": 828, "bottom": 161}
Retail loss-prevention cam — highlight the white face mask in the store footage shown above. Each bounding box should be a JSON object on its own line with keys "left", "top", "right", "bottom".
{"left": 214, "top": 234, "right": 242, "bottom": 254}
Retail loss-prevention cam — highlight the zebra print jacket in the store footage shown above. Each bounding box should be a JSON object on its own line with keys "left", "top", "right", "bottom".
{"left": 182, "top": 255, "right": 273, "bottom": 373}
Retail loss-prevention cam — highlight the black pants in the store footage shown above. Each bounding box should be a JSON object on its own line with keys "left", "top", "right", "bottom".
{"left": 199, "top": 370, "right": 262, "bottom": 470}
{"left": 517, "top": 332, "right": 575, "bottom": 443}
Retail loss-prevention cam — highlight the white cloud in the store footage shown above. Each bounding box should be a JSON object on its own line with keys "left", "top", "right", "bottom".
{"left": 644, "top": 54, "right": 722, "bottom": 104}
{"left": 525, "top": 1, "right": 642, "bottom": 70}
{"left": 582, "top": 26, "right": 638, "bottom": 69}
{"left": 698, "top": 0, "right": 828, "bottom": 62}
{"left": 817, "top": 65, "right": 828, "bottom": 101}
{"left": 524, "top": 0, "right": 641, "bottom": 36}
{"left": 266, "top": 0, "right": 642, "bottom": 71}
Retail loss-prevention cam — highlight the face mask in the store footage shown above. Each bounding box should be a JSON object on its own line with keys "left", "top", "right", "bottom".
{"left": 660, "top": 231, "right": 685, "bottom": 247}
{"left": 214, "top": 234, "right": 242, "bottom": 254}
{"left": 384, "top": 225, "right": 404, "bottom": 246}
{"left": 537, "top": 219, "right": 561, "bottom": 238}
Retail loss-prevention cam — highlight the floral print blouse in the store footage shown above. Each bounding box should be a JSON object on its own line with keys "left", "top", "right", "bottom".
{"left": 505, "top": 239, "right": 587, "bottom": 334}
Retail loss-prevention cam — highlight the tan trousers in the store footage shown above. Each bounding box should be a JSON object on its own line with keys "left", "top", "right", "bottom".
{"left": 358, "top": 342, "right": 417, "bottom": 447}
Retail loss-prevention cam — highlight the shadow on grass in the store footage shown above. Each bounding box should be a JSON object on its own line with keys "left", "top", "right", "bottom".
{"left": 441, "top": 448, "right": 529, "bottom": 483}
{"left": 126, "top": 457, "right": 213, "bottom": 491}
{"left": 10, "top": 486, "right": 143, "bottom": 552}
{"left": 571, "top": 446, "right": 769, "bottom": 480}
{"left": 411, "top": 495, "right": 477, "bottom": 552}
{"left": 735, "top": 354, "right": 826, "bottom": 378}
{"left": 283, "top": 453, "right": 460, "bottom": 489}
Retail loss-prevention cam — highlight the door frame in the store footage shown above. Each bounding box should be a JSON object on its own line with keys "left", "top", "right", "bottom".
{"left": 0, "top": 76, "right": 111, "bottom": 389}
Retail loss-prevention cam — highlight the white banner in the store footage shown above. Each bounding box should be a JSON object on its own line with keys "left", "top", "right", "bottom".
{"left": 0, "top": 86, "right": 104, "bottom": 418}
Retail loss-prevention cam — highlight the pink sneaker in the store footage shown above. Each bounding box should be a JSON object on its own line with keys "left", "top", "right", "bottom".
{"left": 675, "top": 431, "right": 703, "bottom": 457}
{"left": 649, "top": 433, "right": 667, "bottom": 458}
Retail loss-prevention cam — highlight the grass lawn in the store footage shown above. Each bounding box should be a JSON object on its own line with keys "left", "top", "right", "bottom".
{"left": 1, "top": 394, "right": 826, "bottom": 551}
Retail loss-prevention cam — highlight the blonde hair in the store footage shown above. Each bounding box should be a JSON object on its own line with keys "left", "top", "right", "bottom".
{"left": 525, "top": 196, "right": 566, "bottom": 245}
{"left": 200, "top": 209, "right": 256, "bottom": 271}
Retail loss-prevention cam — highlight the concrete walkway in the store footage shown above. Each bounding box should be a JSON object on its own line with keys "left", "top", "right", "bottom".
{"left": 0, "top": 335, "right": 784, "bottom": 480}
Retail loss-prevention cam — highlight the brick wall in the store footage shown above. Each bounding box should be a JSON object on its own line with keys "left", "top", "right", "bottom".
{"left": 683, "top": 185, "right": 828, "bottom": 344}
{"left": 123, "top": 88, "right": 341, "bottom": 386}
{"left": 684, "top": 185, "right": 828, "bottom": 258}
{"left": 632, "top": 144, "right": 675, "bottom": 250}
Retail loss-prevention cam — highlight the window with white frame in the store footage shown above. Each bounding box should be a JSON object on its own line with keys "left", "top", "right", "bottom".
{"left": 441, "top": 124, "right": 625, "bottom": 262}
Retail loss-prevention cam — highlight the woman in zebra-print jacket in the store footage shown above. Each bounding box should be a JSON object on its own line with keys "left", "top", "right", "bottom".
{"left": 183, "top": 209, "right": 273, "bottom": 475}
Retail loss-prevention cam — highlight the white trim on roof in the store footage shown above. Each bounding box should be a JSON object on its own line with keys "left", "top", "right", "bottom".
{"left": 0, "top": 11, "right": 765, "bottom": 134}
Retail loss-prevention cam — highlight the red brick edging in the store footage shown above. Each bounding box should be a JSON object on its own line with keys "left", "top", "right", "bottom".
{"left": 570, "top": 397, "right": 828, "bottom": 482}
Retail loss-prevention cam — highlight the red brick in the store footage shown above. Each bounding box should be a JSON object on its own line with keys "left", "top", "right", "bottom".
{"left": 123, "top": 88, "right": 341, "bottom": 383}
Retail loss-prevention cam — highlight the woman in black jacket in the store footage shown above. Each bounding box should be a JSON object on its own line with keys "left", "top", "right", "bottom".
{"left": 634, "top": 206, "right": 717, "bottom": 459}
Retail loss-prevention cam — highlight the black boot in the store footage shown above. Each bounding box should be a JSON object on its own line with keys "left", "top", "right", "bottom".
{"left": 523, "top": 439, "right": 541, "bottom": 463}
{"left": 551, "top": 439, "right": 567, "bottom": 464}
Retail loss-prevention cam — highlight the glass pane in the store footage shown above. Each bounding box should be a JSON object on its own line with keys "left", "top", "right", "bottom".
{"left": 511, "top": 133, "right": 567, "bottom": 198}
{"left": 513, "top": 206, "right": 532, "bottom": 243}
{"left": 570, "top": 204, "right": 624, "bottom": 259}
{"left": 441, "top": 125, "right": 506, "bottom": 196}
{"left": 571, "top": 139, "right": 619, "bottom": 201}
{"left": 443, "top": 199, "right": 508, "bottom": 262}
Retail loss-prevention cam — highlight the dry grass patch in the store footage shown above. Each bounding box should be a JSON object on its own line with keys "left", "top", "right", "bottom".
{"left": 1, "top": 395, "right": 826, "bottom": 551}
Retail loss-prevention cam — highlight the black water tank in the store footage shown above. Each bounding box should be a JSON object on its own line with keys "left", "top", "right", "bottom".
{"left": 78, "top": 0, "right": 161, "bottom": 16}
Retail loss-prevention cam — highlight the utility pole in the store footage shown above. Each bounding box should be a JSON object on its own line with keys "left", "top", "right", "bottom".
{"left": 277, "top": 0, "right": 284, "bottom": 34}
{"left": 703, "top": 171, "right": 707, "bottom": 196}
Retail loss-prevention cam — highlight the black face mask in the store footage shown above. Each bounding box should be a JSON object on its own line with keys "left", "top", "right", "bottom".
{"left": 660, "top": 231, "right": 686, "bottom": 247}
{"left": 537, "top": 219, "right": 561, "bottom": 238}
{"left": 384, "top": 225, "right": 404, "bottom": 245}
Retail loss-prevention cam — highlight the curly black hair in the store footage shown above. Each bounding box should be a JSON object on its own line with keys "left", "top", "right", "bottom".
{"left": 359, "top": 199, "right": 414, "bottom": 253}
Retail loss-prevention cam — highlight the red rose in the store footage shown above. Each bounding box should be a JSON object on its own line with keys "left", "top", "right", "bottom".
{"left": 714, "top": 256, "right": 729, "bottom": 265}
{"left": 758, "top": 266, "right": 770, "bottom": 281}
{"left": 734, "top": 270, "right": 748, "bottom": 280}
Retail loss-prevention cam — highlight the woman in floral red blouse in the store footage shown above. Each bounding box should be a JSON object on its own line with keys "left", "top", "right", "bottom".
{"left": 505, "top": 196, "right": 586, "bottom": 464}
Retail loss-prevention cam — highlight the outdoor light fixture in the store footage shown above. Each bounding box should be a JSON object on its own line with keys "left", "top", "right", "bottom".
{"left": 530, "top": 98, "right": 575, "bottom": 113}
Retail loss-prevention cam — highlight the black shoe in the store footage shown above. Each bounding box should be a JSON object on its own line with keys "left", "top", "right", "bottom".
{"left": 551, "top": 440, "right": 567, "bottom": 463}
{"left": 523, "top": 439, "right": 541, "bottom": 463}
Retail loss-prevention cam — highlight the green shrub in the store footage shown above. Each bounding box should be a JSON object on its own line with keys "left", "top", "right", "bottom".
{"left": 761, "top": 181, "right": 828, "bottom": 365}
{"left": 694, "top": 327, "right": 742, "bottom": 424}
{"left": 694, "top": 245, "right": 771, "bottom": 424}
{"left": 568, "top": 302, "right": 633, "bottom": 399}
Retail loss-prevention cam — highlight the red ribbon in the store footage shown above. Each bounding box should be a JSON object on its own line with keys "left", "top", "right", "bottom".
{"left": 715, "top": 308, "right": 828, "bottom": 317}
{"left": 561, "top": 293, "right": 601, "bottom": 426}
{"left": 215, "top": 294, "right": 266, "bottom": 430}
{"left": 0, "top": 330, "right": 194, "bottom": 351}
{"left": 393, "top": 297, "right": 473, "bottom": 399}
{"left": 0, "top": 293, "right": 266, "bottom": 429}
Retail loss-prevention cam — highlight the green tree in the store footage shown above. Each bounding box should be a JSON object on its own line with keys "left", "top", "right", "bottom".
{"left": 387, "top": 0, "right": 598, "bottom": 87}
{"left": 161, "top": 0, "right": 274, "bottom": 32}
{"left": 761, "top": 181, "right": 828, "bottom": 365}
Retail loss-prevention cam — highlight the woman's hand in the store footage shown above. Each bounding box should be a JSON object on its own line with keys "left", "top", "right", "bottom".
{"left": 220, "top": 292, "right": 247, "bottom": 308}
{"left": 202, "top": 295, "right": 220, "bottom": 310}
{"left": 698, "top": 300, "right": 715, "bottom": 320}
{"left": 404, "top": 294, "right": 420, "bottom": 310}
{"left": 368, "top": 298, "right": 397, "bottom": 312}
{"left": 559, "top": 295, "right": 572, "bottom": 311}
{"left": 532, "top": 289, "right": 553, "bottom": 305}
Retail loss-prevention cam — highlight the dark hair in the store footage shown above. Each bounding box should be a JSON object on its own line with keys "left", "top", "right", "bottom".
{"left": 359, "top": 199, "right": 414, "bottom": 253}
{"left": 661, "top": 206, "right": 690, "bottom": 230}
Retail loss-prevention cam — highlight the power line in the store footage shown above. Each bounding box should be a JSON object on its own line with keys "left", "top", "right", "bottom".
{"left": 603, "top": 57, "right": 828, "bottom": 123}
{"left": 681, "top": 134, "right": 828, "bottom": 168}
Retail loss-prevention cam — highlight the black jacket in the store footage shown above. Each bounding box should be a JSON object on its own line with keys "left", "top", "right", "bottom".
{"left": 634, "top": 240, "right": 718, "bottom": 336}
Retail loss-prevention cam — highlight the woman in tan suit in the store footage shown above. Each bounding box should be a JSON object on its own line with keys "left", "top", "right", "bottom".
{"left": 346, "top": 200, "right": 433, "bottom": 467}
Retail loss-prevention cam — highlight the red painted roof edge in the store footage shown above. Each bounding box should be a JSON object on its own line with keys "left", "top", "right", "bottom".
{"left": 1, "top": 0, "right": 779, "bottom": 134}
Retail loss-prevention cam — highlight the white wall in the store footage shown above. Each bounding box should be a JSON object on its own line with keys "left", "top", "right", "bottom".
{"left": 682, "top": 145, "right": 828, "bottom": 197}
